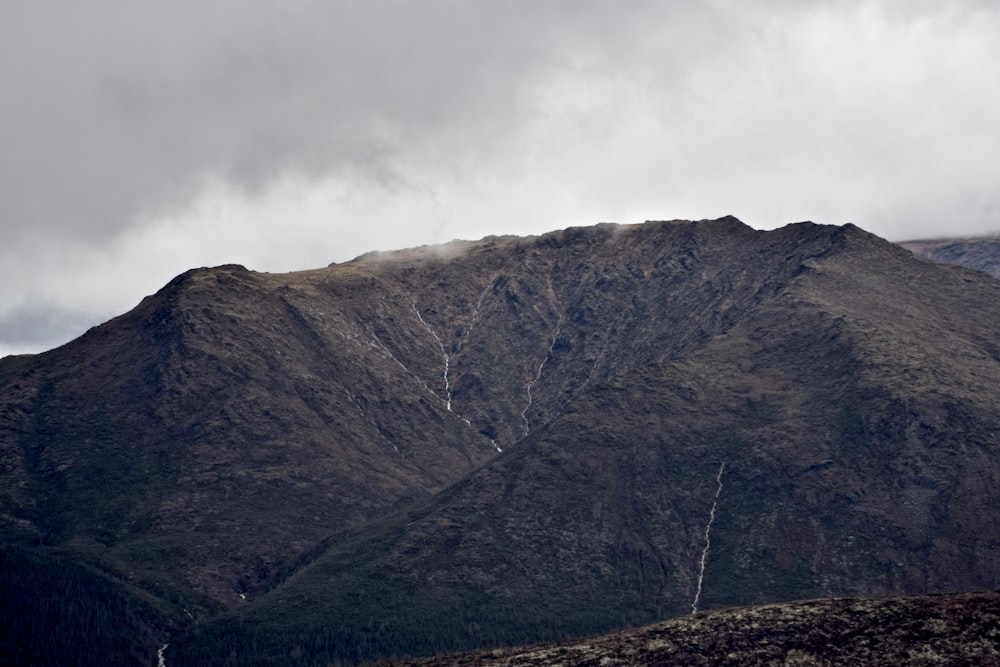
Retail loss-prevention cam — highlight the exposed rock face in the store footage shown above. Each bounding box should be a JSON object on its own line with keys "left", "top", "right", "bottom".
{"left": 2, "top": 218, "right": 1000, "bottom": 665}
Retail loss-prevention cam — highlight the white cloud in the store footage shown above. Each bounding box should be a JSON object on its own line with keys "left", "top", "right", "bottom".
{"left": 2, "top": 1, "right": 999, "bottom": 355}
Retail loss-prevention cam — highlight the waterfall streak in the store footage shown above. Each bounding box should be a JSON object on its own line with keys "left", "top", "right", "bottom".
{"left": 460, "top": 281, "right": 493, "bottom": 352}
{"left": 157, "top": 644, "right": 168, "bottom": 667}
{"left": 578, "top": 326, "right": 614, "bottom": 394}
{"left": 402, "top": 299, "right": 501, "bottom": 454}
{"left": 370, "top": 333, "right": 411, "bottom": 375}
{"left": 411, "top": 303, "right": 452, "bottom": 411}
{"left": 348, "top": 390, "right": 399, "bottom": 454}
{"left": 691, "top": 462, "right": 726, "bottom": 614}
{"left": 521, "top": 314, "right": 564, "bottom": 435}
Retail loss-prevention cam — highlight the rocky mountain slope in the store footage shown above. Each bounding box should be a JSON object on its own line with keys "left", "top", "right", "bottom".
{"left": 2, "top": 218, "right": 999, "bottom": 665}
{"left": 400, "top": 591, "right": 1000, "bottom": 666}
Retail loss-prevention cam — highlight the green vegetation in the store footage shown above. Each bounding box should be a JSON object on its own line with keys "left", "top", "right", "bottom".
{"left": 0, "top": 545, "right": 168, "bottom": 666}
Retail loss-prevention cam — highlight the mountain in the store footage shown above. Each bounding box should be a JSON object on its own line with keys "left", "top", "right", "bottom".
{"left": 900, "top": 236, "right": 1000, "bottom": 279}
{"left": 2, "top": 218, "right": 999, "bottom": 665}
{"left": 399, "top": 591, "right": 1000, "bottom": 666}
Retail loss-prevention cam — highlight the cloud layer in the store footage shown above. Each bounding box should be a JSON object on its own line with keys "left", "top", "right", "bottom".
{"left": 2, "top": 1, "right": 999, "bottom": 355}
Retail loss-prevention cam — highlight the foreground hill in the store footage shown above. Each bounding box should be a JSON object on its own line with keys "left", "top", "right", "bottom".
{"left": 2, "top": 218, "right": 1000, "bottom": 665}
{"left": 401, "top": 591, "right": 1000, "bottom": 666}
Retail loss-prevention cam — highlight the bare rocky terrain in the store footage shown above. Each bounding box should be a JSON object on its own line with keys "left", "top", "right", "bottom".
{"left": 401, "top": 591, "right": 1000, "bottom": 666}
{"left": 2, "top": 218, "right": 999, "bottom": 665}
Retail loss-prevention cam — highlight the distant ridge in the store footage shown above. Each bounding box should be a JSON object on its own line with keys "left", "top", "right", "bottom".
{"left": 900, "top": 235, "right": 1000, "bottom": 279}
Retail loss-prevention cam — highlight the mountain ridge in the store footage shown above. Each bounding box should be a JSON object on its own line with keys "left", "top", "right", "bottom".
{"left": 2, "top": 217, "right": 999, "bottom": 665}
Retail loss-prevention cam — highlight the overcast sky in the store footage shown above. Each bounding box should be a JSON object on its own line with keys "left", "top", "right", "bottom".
{"left": 2, "top": 1, "right": 999, "bottom": 356}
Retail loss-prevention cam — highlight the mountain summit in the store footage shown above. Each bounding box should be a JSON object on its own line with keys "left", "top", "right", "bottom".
{"left": 2, "top": 218, "right": 999, "bottom": 664}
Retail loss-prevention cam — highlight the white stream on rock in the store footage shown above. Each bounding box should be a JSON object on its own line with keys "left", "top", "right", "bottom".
{"left": 691, "top": 462, "right": 726, "bottom": 614}
{"left": 411, "top": 303, "right": 452, "bottom": 411}
{"left": 521, "top": 314, "right": 564, "bottom": 435}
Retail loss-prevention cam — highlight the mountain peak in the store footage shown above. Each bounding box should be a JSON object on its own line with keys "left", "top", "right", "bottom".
{"left": 4, "top": 219, "right": 1000, "bottom": 664}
